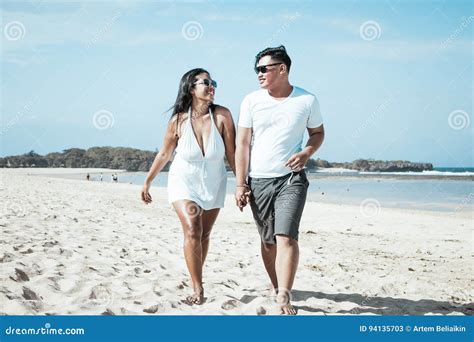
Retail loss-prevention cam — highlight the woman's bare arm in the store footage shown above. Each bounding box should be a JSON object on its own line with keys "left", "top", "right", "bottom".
{"left": 144, "top": 117, "right": 179, "bottom": 185}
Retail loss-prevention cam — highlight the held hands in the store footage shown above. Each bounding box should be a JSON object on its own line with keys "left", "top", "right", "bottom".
{"left": 285, "top": 151, "right": 310, "bottom": 172}
{"left": 235, "top": 186, "right": 252, "bottom": 212}
{"left": 141, "top": 182, "right": 152, "bottom": 204}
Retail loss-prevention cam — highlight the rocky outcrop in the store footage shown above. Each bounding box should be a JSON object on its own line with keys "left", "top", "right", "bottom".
{"left": 327, "top": 159, "right": 433, "bottom": 172}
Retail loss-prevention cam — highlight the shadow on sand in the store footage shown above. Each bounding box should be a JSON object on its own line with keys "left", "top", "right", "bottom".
{"left": 291, "top": 290, "right": 474, "bottom": 315}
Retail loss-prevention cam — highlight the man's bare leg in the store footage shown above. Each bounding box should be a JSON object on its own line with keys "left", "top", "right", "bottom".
{"left": 275, "top": 235, "right": 299, "bottom": 315}
{"left": 261, "top": 241, "right": 278, "bottom": 293}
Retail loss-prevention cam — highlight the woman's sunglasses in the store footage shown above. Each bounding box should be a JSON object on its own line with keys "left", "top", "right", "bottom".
{"left": 254, "top": 62, "right": 282, "bottom": 74}
{"left": 193, "top": 79, "right": 217, "bottom": 88}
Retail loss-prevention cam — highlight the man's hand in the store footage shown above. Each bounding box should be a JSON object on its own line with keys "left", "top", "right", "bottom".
{"left": 235, "top": 186, "right": 251, "bottom": 212}
{"left": 285, "top": 151, "right": 310, "bottom": 172}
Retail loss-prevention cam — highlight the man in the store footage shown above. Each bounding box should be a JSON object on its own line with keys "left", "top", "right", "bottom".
{"left": 235, "top": 45, "right": 325, "bottom": 315}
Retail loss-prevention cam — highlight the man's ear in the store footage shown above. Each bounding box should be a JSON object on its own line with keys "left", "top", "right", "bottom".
{"left": 280, "top": 64, "right": 287, "bottom": 74}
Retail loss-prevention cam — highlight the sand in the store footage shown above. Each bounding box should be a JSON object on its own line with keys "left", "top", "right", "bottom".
{"left": 0, "top": 168, "right": 472, "bottom": 315}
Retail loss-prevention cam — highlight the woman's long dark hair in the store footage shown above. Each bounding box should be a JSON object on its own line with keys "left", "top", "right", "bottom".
{"left": 169, "top": 68, "right": 216, "bottom": 137}
{"left": 170, "top": 67, "right": 216, "bottom": 116}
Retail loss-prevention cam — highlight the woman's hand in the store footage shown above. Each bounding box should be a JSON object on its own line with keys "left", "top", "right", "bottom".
{"left": 141, "top": 183, "right": 152, "bottom": 204}
{"left": 235, "top": 186, "right": 251, "bottom": 212}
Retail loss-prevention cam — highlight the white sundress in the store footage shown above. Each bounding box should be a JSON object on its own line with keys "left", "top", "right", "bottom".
{"left": 167, "top": 107, "right": 227, "bottom": 210}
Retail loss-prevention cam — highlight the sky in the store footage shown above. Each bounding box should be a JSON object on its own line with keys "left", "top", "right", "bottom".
{"left": 1, "top": 0, "right": 472, "bottom": 167}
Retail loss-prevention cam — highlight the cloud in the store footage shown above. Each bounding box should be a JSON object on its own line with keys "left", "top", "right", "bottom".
{"left": 0, "top": 4, "right": 181, "bottom": 65}
{"left": 324, "top": 39, "right": 472, "bottom": 61}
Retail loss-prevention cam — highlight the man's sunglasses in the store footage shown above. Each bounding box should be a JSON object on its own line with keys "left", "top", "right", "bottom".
{"left": 193, "top": 79, "right": 217, "bottom": 88}
{"left": 254, "top": 62, "right": 282, "bottom": 74}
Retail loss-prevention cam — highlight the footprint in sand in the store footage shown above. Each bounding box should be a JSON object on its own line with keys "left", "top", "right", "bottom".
{"left": 10, "top": 268, "right": 30, "bottom": 282}
{"left": 176, "top": 280, "right": 189, "bottom": 290}
{"left": 1, "top": 286, "right": 20, "bottom": 300}
{"left": 101, "top": 308, "right": 115, "bottom": 315}
{"left": 47, "top": 277, "right": 61, "bottom": 291}
{"left": 22, "top": 286, "right": 41, "bottom": 300}
{"left": 20, "top": 248, "right": 34, "bottom": 255}
{"left": 221, "top": 299, "right": 240, "bottom": 310}
{"left": 88, "top": 284, "right": 114, "bottom": 307}
{"left": 0, "top": 253, "right": 15, "bottom": 263}
{"left": 143, "top": 304, "right": 160, "bottom": 314}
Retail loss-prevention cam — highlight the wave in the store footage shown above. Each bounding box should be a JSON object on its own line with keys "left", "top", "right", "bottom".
{"left": 310, "top": 168, "right": 474, "bottom": 177}
{"left": 360, "top": 170, "right": 474, "bottom": 176}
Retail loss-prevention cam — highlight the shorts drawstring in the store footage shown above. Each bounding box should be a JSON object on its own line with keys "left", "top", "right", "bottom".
{"left": 287, "top": 171, "right": 295, "bottom": 185}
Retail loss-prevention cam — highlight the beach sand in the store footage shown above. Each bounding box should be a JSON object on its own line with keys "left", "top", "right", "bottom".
{"left": 1, "top": 168, "right": 472, "bottom": 315}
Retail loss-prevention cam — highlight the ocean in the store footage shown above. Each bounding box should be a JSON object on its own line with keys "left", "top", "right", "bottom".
{"left": 66, "top": 167, "right": 473, "bottom": 213}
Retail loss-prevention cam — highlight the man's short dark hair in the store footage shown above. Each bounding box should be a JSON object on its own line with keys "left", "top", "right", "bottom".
{"left": 254, "top": 45, "right": 292, "bottom": 73}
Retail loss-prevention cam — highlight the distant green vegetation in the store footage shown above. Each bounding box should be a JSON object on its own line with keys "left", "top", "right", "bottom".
{"left": 0, "top": 147, "right": 159, "bottom": 171}
{"left": 0, "top": 147, "right": 433, "bottom": 172}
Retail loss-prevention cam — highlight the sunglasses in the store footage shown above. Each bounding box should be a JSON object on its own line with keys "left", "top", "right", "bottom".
{"left": 193, "top": 79, "right": 217, "bottom": 88}
{"left": 254, "top": 62, "right": 282, "bottom": 74}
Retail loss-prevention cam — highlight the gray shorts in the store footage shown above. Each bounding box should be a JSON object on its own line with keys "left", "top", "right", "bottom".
{"left": 248, "top": 170, "right": 309, "bottom": 244}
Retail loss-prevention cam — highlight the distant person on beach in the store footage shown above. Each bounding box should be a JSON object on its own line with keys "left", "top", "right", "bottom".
{"left": 235, "top": 46, "right": 325, "bottom": 314}
{"left": 141, "top": 68, "right": 236, "bottom": 305}
{"left": 86, "top": 173, "right": 90, "bottom": 181}
{"left": 100, "top": 173, "right": 103, "bottom": 181}
{"left": 112, "top": 173, "right": 118, "bottom": 182}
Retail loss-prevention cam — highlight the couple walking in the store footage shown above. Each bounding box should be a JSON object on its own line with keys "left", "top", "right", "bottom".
{"left": 141, "top": 46, "right": 325, "bottom": 315}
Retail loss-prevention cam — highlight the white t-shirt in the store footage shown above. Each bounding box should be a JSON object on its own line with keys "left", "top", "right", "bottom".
{"left": 238, "top": 86, "right": 323, "bottom": 178}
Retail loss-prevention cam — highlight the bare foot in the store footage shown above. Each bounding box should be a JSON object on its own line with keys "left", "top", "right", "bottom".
{"left": 280, "top": 303, "right": 297, "bottom": 315}
{"left": 181, "top": 289, "right": 204, "bottom": 305}
{"left": 276, "top": 289, "right": 297, "bottom": 315}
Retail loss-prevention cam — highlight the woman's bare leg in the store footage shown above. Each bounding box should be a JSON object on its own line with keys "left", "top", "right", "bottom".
{"left": 201, "top": 208, "right": 220, "bottom": 266}
{"left": 173, "top": 200, "right": 205, "bottom": 304}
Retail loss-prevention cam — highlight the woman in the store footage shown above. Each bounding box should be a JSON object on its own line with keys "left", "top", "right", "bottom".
{"left": 141, "top": 68, "right": 236, "bottom": 305}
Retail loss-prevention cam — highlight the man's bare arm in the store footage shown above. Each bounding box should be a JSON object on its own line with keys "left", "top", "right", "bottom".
{"left": 285, "top": 125, "right": 325, "bottom": 171}
{"left": 235, "top": 126, "right": 252, "bottom": 210}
